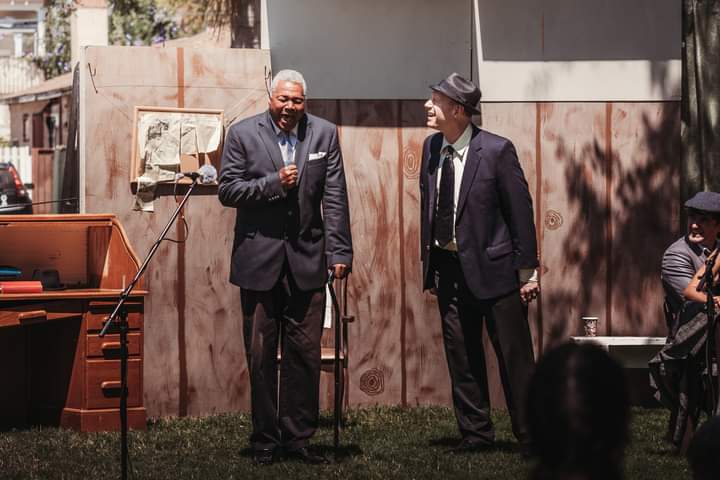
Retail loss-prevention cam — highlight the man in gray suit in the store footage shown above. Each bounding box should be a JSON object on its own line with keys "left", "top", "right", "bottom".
{"left": 218, "top": 69, "right": 352, "bottom": 465}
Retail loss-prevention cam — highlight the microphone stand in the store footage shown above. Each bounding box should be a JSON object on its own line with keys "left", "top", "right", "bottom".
{"left": 99, "top": 176, "right": 201, "bottom": 480}
{"left": 702, "top": 252, "right": 719, "bottom": 415}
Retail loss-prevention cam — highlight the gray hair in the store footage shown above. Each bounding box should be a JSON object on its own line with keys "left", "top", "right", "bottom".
{"left": 270, "top": 69, "right": 307, "bottom": 96}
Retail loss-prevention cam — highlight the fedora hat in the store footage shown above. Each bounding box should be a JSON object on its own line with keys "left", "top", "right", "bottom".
{"left": 430, "top": 73, "right": 481, "bottom": 115}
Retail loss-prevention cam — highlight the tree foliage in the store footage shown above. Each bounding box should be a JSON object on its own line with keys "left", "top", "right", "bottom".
{"left": 109, "top": 0, "right": 179, "bottom": 46}
{"left": 195, "top": 0, "right": 260, "bottom": 48}
{"left": 33, "top": 0, "right": 73, "bottom": 79}
{"left": 35, "top": 0, "right": 203, "bottom": 79}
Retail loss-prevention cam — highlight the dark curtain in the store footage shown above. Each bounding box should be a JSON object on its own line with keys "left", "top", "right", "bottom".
{"left": 682, "top": 0, "right": 720, "bottom": 201}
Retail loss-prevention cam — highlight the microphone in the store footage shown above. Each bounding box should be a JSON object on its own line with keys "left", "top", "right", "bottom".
{"left": 176, "top": 164, "right": 218, "bottom": 184}
{"left": 697, "top": 247, "right": 719, "bottom": 291}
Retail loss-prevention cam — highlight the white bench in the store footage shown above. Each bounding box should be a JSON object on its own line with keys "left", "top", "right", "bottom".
{"left": 570, "top": 336, "right": 666, "bottom": 369}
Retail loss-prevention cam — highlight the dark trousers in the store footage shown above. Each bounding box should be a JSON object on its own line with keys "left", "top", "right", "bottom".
{"left": 432, "top": 247, "right": 535, "bottom": 444}
{"left": 240, "top": 265, "right": 325, "bottom": 451}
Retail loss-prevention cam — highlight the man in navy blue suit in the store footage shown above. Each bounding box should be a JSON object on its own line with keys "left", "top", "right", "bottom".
{"left": 219, "top": 69, "right": 352, "bottom": 465}
{"left": 419, "top": 73, "right": 539, "bottom": 453}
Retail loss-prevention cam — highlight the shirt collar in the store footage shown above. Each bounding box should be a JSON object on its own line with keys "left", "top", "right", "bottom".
{"left": 685, "top": 236, "right": 718, "bottom": 257}
{"left": 270, "top": 117, "right": 298, "bottom": 139}
{"left": 441, "top": 124, "right": 472, "bottom": 156}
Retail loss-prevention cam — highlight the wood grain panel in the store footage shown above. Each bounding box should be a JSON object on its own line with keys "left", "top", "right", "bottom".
{"left": 539, "top": 103, "right": 609, "bottom": 344}
{"left": 178, "top": 48, "right": 267, "bottom": 416}
{"left": 337, "top": 100, "right": 403, "bottom": 406}
{"left": 609, "top": 102, "right": 681, "bottom": 336}
{"left": 398, "top": 101, "right": 451, "bottom": 406}
{"left": 82, "top": 46, "right": 269, "bottom": 417}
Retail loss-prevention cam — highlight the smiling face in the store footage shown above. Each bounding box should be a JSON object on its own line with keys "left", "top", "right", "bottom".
{"left": 269, "top": 80, "right": 306, "bottom": 132}
{"left": 424, "top": 91, "right": 459, "bottom": 131}
{"left": 687, "top": 209, "right": 720, "bottom": 249}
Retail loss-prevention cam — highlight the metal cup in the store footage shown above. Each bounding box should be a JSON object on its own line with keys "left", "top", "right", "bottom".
{"left": 582, "top": 316, "right": 598, "bottom": 337}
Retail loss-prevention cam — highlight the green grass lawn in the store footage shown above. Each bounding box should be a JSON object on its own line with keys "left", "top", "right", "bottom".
{"left": 0, "top": 406, "right": 692, "bottom": 480}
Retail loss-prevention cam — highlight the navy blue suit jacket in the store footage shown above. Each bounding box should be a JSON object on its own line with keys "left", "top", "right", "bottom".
{"left": 420, "top": 125, "right": 539, "bottom": 299}
{"left": 218, "top": 111, "right": 353, "bottom": 291}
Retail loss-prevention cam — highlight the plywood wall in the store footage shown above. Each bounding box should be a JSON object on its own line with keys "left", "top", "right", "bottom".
{"left": 81, "top": 45, "right": 681, "bottom": 417}
{"left": 81, "top": 46, "right": 269, "bottom": 417}
{"left": 309, "top": 99, "right": 680, "bottom": 409}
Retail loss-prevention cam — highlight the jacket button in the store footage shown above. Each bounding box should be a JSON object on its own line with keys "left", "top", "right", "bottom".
{"left": 425, "top": 245, "right": 430, "bottom": 251}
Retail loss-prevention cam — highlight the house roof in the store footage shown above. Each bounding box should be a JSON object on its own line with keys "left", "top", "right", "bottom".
{"left": 1, "top": 72, "right": 72, "bottom": 104}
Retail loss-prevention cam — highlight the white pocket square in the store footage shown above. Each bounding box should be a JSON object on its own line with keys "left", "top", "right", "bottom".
{"left": 308, "top": 152, "right": 327, "bottom": 161}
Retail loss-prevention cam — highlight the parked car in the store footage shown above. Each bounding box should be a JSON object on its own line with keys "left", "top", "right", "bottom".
{"left": 0, "top": 162, "right": 32, "bottom": 214}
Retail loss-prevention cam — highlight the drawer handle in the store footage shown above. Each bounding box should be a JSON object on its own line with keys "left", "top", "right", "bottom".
{"left": 101, "top": 342, "right": 121, "bottom": 351}
{"left": 18, "top": 310, "right": 47, "bottom": 324}
{"left": 101, "top": 381, "right": 121, "bottom": 391}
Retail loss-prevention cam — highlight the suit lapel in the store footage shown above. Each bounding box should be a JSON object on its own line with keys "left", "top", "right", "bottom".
{"left": 294, "top": 115, "right": 313, "bottom": 183}
{"left": 257, "top": 111, "right": 285, "bottom": 171}
{"left": 456, "top": 126, "right": 482, "bottom": 221}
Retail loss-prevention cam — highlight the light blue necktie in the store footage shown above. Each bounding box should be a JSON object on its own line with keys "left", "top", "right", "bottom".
{"left": 280, "top": 132, "right": 295, "bottom": 166}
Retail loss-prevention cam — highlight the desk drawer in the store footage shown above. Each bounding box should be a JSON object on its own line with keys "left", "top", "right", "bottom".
{"left": 86, "top": 333, "right": 142, "bottom": 359}
{"left": 86, "top": 359, "right": 142, "bottom": 409}
{"left": 85, "top": 311, "right": 142, "bottom": 332}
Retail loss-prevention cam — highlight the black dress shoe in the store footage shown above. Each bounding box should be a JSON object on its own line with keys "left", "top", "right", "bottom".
{"left": 450, "top": 438, "right": 494, "bottom": 453}
{"left": 285, "top": 446, "right": 329, "bottom": 464}
{"left": 253, "top": 448, "right": 276, "bottom": 466}
{"left": 519, "top": 442, "right": 533, "bottom": 459}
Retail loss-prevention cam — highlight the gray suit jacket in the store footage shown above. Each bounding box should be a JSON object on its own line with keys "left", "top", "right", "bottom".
{"left": 661, "top": 236, "right": 707, "bottom": 314}
{"left": 218, "top": 111, "right": 353, "bottom": 291}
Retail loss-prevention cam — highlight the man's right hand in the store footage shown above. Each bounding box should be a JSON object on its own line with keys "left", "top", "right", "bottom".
{"left": 279, "top": 164, "right": 298, "bottom": 189}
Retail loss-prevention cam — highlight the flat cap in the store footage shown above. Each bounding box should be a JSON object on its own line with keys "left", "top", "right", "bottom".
{"left": 685, "top": 191, "right": 720, "bottom": 213}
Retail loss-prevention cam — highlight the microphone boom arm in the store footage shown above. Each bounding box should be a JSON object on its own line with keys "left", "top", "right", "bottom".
{"left": 99, "top": 175, "right": 200, "bottom": 337}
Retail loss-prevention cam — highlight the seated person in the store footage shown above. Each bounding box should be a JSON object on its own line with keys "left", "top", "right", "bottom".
{"left": 526, "top": 342, "right": 629, "bottom": 480}
{"left": 650, "top": 191, "right": 720, "bottom": 449}
{"left": 661, "top": 191, "right": 720, "bottom": 338}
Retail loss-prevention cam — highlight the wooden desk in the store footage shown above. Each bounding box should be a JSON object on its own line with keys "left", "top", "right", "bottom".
{"left": 0, "top": 215, "right": 147, "bottom": 432}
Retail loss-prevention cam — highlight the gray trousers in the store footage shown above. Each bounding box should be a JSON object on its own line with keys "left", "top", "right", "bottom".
{"left": 240, "top": 265, "right": 325, "bottom": 451}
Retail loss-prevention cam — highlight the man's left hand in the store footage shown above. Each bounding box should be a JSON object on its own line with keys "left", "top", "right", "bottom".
{"left": 332, "top": 264, "right": 349, "bottom": 280}
{"left": 520, "top": 281, "right": 540, "bottom": 304}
